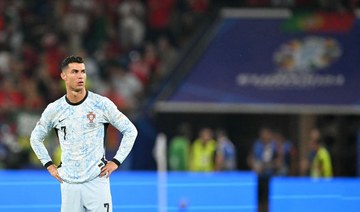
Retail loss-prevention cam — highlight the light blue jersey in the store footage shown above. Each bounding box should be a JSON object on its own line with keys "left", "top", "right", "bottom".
{"left": 30, "top": 91, "right": 138, "bottom": 183}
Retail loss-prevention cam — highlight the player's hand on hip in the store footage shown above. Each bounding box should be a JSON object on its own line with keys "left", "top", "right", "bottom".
{"left": 47, "top": 164, "right": 63, "bottom": 183}
{"left": 100, "top": 161, "right": 119, "bottom": 178}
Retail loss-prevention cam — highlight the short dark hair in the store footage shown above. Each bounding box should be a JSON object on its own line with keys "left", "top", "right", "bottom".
{"left": 60, "top": 55, "right": 84, "bottom": 71}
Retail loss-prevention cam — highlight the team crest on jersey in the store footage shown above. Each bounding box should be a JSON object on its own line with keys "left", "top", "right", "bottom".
{"left": 87, "top": 112, "right": 96, "bottom": 127}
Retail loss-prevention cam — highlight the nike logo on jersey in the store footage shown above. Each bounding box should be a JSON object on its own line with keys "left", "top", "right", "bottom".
{"left": 59, "top": 118, "right": 66, "bottom": 123}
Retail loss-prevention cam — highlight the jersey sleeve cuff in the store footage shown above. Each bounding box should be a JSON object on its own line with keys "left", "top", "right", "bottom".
{"left": 44, "top": 161, "right": 54, "bottom": 168}
{"left": 111, "top": 159, "right": 121, "bottom": 167}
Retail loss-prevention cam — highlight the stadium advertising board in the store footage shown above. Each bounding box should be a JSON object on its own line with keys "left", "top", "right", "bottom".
{"left": 156, "top": 9, "right": 360, "bottom": 114}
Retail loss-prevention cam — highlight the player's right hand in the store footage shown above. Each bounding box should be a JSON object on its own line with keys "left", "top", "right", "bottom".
{"left": 47, "top": 164, "right": 63, "bottom": 183}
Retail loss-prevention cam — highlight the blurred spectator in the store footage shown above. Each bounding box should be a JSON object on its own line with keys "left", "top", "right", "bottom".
{"left": 0, "top": 47, "right": 12, "bottom": 75}
{"left": 215, "top": 129, "right": 237, "bottom": 171}
{"left": 62, "top": 3, "right": 90, "bottom": 53}
{"left": 168, "top": 122, "right": 192, "bottom": 171}
{"left": 156, "top": 35, "right": 178, "bottom": 80}
{"left": 101, "top": 0, "right": 122, "bottom": 23}
{"left": 83, "top": 3, "right": 109, "bottom": 54}
{"left": 103, "top": 83, "right": 129, "bottom": 112}
{"left": 94, "top": 33, "right": 123, "bottom": 63}
{"left": 187, "top": 0, "right": 210, "bottom": 13}
{"left": 143, "top": 41, "right": 160, "bottom": 75}
{"left": 247, "top": 127, "right": 277, "bottom": 176}
{"left": 20, "top": 42, "right": 40, "bottom": 78}
{"left": 118, "top": 0, "right": 146, "bottom": 50}
{"left": 128, "top": 50, "right": 151, "bottom": 86}
{"left": 143, "top": 41, "right": 161, "bottom": 90}
{"left": 107, "top": 59, "right": 143, "bottom": 111}
{"left": 301, "top": 128, "right": 333, "bottom": 178}
{"left": 170, "top": 0, "right": 210, "bottom": 46}
{"left": 33, "top": 63, "right": 62, "bottom": 103}
{"left": 1, "top": 4, "right": 24, "bottom": 56}
{"left": 40, "top": 33, "right": 66, "bottom": 79}
{"left": 0, "top": 76, "right": 24, "bottom": 112}
{"left": 0, "top": 122, "right": 21, "bottom": 168}
{"left": 273, "top": 129, "right": 296, "bottom": 176}
{"left": 189, "top": 128, "right": 217, "bottom": 172}
{"left": 186, "top": 0, "right": 210, "bottom": 27}
{"left": 146, "top": 0, "right": 176, "bottom": 41}
{"left": 0, "top": 1, "right": 23, "bottom": 56}
{"left": 247, "top": 127, "right": 277, "bottom": 212}
{"left": 21, "top": 78, "right": 45, "bottom": 111}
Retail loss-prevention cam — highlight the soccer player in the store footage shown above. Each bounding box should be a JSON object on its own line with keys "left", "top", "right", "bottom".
{"left": 30, "top": 55, "right": 138, "bottom": 212}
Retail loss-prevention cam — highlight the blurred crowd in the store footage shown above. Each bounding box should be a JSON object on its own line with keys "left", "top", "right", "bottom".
{"left": 0, "top": 0, "right": 211, "bottom": 169}
{"left": 168, "top": 123, "right": 237, "bottom": 172}
{"left": 167, "top": 124, "right": 334, "bottom": 211}
{"left": 246, "top": 126, "right": 333, "bottom": 211}
{"left": 0, "top": 0, "right": 211, "bottom": 114}
{"left": 168, "top": 123, "right": 333, "bottom": 178}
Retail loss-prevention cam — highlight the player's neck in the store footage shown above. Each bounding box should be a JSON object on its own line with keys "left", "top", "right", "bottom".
{"left": 66, "top": 89, "right": 87, "bottom": 104}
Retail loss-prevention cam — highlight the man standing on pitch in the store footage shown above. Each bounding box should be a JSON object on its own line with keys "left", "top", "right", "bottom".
{"left": 30, "top": 55, "right": 138, "bottom": 212}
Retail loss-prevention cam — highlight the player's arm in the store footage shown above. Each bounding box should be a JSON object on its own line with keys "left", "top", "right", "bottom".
{"left": 30, "top": 106, "right": 63, "bottom": 183}
{"left": 100, "top": 98, "right": 138, "bottom": 177}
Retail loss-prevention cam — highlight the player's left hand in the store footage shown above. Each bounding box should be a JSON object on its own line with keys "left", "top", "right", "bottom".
{"left": 100, "top": 161, "right": 119, "bottom": 178}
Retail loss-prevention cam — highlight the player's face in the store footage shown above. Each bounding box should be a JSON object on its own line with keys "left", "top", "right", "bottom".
{"left": 61, "top": 62, "right": 86, "bottom": 92}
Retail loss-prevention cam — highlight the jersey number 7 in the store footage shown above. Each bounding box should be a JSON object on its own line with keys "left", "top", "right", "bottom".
{"left": 61, "top": 126, "right": 67, "bottom": 140}
{"left": 104, "top": 203, "right": 110, "bottom": 212}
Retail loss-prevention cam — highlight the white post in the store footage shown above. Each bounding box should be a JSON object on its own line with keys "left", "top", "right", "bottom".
{"left": 153, "top": 133, "right": 167, "bottom": 212}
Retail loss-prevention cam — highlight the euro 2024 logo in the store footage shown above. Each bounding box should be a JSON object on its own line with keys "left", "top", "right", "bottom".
{"left": 236, "top": 36, "right": 345, "bottom": 88}
{"left": 274, "top": 36, "right": 342, "bottom": 72}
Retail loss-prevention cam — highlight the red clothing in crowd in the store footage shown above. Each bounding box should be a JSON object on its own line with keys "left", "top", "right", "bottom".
{"left": 147, "top": 0, "right": 175, "bottom": 29}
